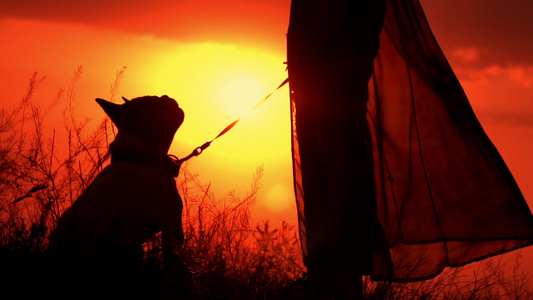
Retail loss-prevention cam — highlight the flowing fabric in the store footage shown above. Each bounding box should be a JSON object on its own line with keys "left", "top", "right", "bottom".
{"left": 288, "top": 0, "right": 533, "bottom": 282}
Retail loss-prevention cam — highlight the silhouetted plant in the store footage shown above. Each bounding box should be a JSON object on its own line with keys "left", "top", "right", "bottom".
{"left": 362, "top": 251, "right": 533, "bottom": 300}
{"left": 176, "top": 166, "right": 305, "bottom": 299}
{"left": 0, "top": 67, "right": 114, "bottom": 256}
{"left": 1, "top": 69, "right": 531, "bottom": 300}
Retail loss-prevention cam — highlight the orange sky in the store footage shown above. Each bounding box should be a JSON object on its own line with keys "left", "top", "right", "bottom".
{"left": 2, "top": 0, "right": 533, "bottom": 268}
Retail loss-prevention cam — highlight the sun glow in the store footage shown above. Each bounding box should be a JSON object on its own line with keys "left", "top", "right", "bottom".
{"left": 139, "top": 42, "right": 289, "bottom": 156}
{"left": 264, "top": 184, "right": 293, "bottom": 213}
{"left": 220, "top": 76, "right": 266, "bottom": 118}
{"left": 124, "top": 41, "right": 293, "bottom": 215}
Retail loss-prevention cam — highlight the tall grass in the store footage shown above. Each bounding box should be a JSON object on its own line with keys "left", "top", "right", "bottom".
{"left": 0, "top": 67, "right": 113, "bottom": 255}
{"left": 0, "top": 68, "right": 531, "bottom": 299}
{"left": 177, "top": 166, "right": 305, "bottom": 299}
{"left": 363, "top": 252, "right": 532, "bottom": 299}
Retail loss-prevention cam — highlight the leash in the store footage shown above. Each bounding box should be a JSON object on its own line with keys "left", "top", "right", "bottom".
{"left": 174, "top": 77, "right": 289, "bottom": 164}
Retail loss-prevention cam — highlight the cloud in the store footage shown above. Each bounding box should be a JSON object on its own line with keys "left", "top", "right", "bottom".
{"left": 0, "top": 0, "right": 171, "bottom": 22}
{"left": 0, "top": 0, "right": 290, "bottom": 52}
{"left": 446, "top": 49, "right": 533, "bottom": 128}
{"left": 422, "top": 0, "right": 533, "bottom": 66}
{"left": 453, "top": 63, "right": 533, "bottom": 88}
{"left": 451, "top": 47, "right": 487, "bottom": 63}
{"left": 476, "top": 110, "right": 533, "bottom": 129}
{"left": 506, "top": 65, "right": 533, "bottom": 88}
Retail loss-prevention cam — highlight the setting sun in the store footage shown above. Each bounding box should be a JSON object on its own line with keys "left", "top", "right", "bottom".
{"left": 220, "top": 76, "right": 266, "bottom": 118}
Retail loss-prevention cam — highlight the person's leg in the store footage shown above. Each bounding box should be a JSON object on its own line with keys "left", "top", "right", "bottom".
{"left": 288, "top": 1, "right": 387, "bottom": 299}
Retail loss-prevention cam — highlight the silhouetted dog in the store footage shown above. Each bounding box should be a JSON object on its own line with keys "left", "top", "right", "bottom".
{"left": 47, "top": 95, "right": 189, "bottom": 299}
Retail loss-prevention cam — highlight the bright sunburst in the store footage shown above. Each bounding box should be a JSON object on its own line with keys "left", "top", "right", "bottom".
{"left": 220, "top": 76, "right": 266, "bottom": 118}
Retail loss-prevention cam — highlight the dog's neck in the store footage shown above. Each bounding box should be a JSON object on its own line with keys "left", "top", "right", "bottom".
{"left": 110, "top": 131, "right": 167, "bottom": 155}
{"left": 109, "top": 131, "right": 180, "bottom": 177}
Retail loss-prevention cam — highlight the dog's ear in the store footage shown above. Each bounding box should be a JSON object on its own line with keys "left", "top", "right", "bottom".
{"left": 96, "top": 98, "right": 125, "bottom": 127}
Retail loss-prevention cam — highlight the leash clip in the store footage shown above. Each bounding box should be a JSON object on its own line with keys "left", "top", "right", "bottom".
{"left": 194, "top": 141, "right": 211, "bottom": 156}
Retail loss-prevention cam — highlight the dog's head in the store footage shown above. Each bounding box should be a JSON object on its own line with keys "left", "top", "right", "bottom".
{"left": 96, "top": 95, "right": 184, "bottom": 154}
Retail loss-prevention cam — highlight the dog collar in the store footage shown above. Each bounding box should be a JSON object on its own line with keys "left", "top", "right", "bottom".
{"left": 111, "top": 150, "right": 180, "bottom": 177}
